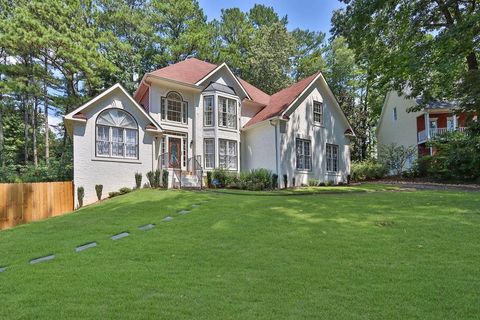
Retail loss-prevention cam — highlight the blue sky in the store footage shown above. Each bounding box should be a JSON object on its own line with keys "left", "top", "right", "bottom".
{"left": 198, "top": 0, "right": 344, "bottom": 35}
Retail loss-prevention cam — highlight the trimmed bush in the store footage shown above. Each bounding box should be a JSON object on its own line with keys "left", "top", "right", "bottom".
{"left": 135, "top": 172, "right": 142, "bottom": 189}
{"left": 206, "top": 171, "right": 212, "bottom": 188}
{"left": 272, "top": 174, "right": 278, "bottom": 189}
{"left": 308, "top": 179, "right": 319, "bottom": 187}
{"left": 108, "top": 191, "right": 120, "bottom": 198}
{"left": 119, "top": 187, "right": 132, "bottom": 195}
{"left": 283, "top": 174, "right": 288, "bottom": 189}
{"left": 162, "top": 170, "right": 169, "bottom": 188}
{"left": 154, "top": 170, "right": 161, "bottom": 188}
{"left": 212, "top": 168, "right": 236, "bottom": 188}
{"left": 350, "top": 160, "right": 388, "bottom": 182}
{"left": 95, "top": 184, "right": 103, "bottom": 201}
{"left": 77, "top": 186, "right": 84, "bottom": 208}
{"left": 240, "top": 169, "right": 272, "bottom": 191}
{"left": 325, "top": 180, "right": 334, "bottom": 186}
{"left": 146, "top": 171, "right": 155, "bottom": 188}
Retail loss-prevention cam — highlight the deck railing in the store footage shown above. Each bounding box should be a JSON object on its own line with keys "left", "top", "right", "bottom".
{"left": 418, "top": 127, "right": 468, "bottom": 142}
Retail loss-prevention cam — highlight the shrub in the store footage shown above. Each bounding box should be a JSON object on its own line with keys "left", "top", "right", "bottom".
{"left": 272, "top": 174, "right": 278, "bottom": 189}
{"left": 350, "top": 160, "right": 388, "bottom": 181}
{"left": 162, "top": 169, "right": 169, "bottom": 188}
{"left": 154, "top": 169, "right": 161, "bottom": 188}
{"left": 95, "top": 184, "right": 103, "bottom": 201}
{"left": 212, "top": 168, "right": 236, "bottom": 188}
{"left": 206, "top": 171, "right": 212, "bottom": 188}
{"left": 292, "top": 177, "right": 296, "bottom": 187}
{"left": 283, "top": 174, "right": 288, "bottom": 188}
{"left": 77, "top": 186, "right": 84, "bottom": 208}
{"left": 240, "top": 169, "right": 272, "bottom": 190}
{"left": 119, "top": 187, "right": 132, "bottom": 195}
{"left": 308, "top": 179, "right": 319, "bottom": 186}
{"left": 108, "top": 191, "right": 120, "bottom": 198}
{"left": 325, "top": 180, "right": 334, "bottom": 186}
{"left": 146, "top": 171, "right": 155, "bottom": 188}
{"left": 378, "top": 143, "right": 417, "bottom": 175}
{"left": 135, "top": 172, "right": 142, "bottom": 189}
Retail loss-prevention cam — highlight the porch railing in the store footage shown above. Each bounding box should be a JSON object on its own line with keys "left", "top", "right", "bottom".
{"left": 157, "top": 153, "right": 203, "bottom": 189}
{"left": 417, "top": 126, "right": 468, "bottom": 142}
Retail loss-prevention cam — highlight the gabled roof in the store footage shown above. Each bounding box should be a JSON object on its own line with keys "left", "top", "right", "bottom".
{"left": 416, "top": 98, "right": 456, "bottom": 109}
{"left": 204, "top": 82, "right": 236, "bottom": 95}
{"left": 64, "top": 83, "right": 162, "bottom": 135}
{"left": 237, "top": 77, "right": 271, "bottom": 106}
{"left": 245, "top": 72, "right": 321, "bottom": 127}
{"left": 150, "top": 58, "right": 218, "bottom": 85}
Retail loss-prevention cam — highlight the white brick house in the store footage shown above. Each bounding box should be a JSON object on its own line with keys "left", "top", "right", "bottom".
{"left": 65, "top": 58, "right": 354, "bottom": 205}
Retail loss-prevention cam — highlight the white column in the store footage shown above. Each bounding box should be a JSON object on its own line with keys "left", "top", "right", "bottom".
{"left": 425, "top": 112, "right": 430, "bottom": 139}
{"left": 453, "top": 114, "right": 457, "bottom": 130}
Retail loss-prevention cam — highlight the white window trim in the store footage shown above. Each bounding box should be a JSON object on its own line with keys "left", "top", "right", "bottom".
{"left": 203, "top": 95, "right": 214, "bottom": 127}
{"left": 313, "top": 101, "right": 324, "bottom": 126}
{"left": 218, "top": 96, "right": 238, "bottom": 129}
{"left": 161, "top": 92, "right": 188, "bottom": 125}
{"left": 218, "top": 139, "right": 238, "bottom": 170}
{"left": 204, "top": 138, "right": 215, "bottom": 169}
{"left": 296, "top": 138, "right": 312, "bottom": 172}
{"left": 326, "top": 144, "right": 339, "bottom": 172}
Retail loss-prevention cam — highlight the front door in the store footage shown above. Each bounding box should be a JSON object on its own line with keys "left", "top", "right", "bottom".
{"left": 169, "top": 138, "right": 181, "bottom": 168}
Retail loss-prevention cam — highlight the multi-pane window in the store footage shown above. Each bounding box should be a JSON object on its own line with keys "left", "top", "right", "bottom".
{"left": 296, "top": 139, "right": 312, "bottom": 171}
{"left": 160, "top": 137, "right": 166, "bottom": 167}
{"left": 326, "top": 144, "right": 339, "bottom": 172}
{"left": 204, "top": 96, "right": 214, "bottom": 126}
{"left": 219, "top": 139, "right": 237, "bottom": 170}
{"left": 161, "top": 92, "right": 187, "bottom": 123}
{"left": 313, "top": 101, "right": 323, "bottom": 125}
{"left": 96, "top": 109, "right": 138, "bottom": 159}
{"left": 204, "top": 139, "right": 215, "bottom": 169}
{"left": 218, "top": 96, "right": 237, "bottom": 129}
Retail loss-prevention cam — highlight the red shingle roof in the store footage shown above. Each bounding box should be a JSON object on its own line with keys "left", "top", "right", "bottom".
{"left": 149, "top": 58, "right": 218, "bottom": 85}
{"left": 245, "top": 72, "right": 321, "bottom": 127}
{"left": 237, "top": 77, "right": 271, "bottom": 106}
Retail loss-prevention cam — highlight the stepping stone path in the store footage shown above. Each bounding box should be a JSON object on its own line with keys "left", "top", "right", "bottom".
{"left": 30, "top": 254, "right": 55, "bottom": 265}
{"left": 0, "top": 267, "right": 6, "bottom": 273}
{"left": 75, "top": 242, "right": 97, "bottom": 253}
{"left": 138, "top": 223, "right": 155, "bottom": 231}
{"left": 111, "top": 232, "right": 129, "bottom": 241}
{"left": 162, "top": 216, "right": 173, "bottom": 222}
{"left": 177, "top": 210, "right": 190, "bottom": 215}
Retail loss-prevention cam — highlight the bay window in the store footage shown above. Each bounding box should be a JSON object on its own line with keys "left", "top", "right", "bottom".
{"left": 219, "top": 139, "right": 237, "bottom": 170}
{"left": 204, "top": 139, "right": 215, "bottom": 169}
{"left": 218, "top": 96, "right": 237, "bottom": 129}
{"left": 96, "top": 109, "right": 138, "bottom": 159}
{"left": 204, "top": 96, "right": 214, "bottom": 126}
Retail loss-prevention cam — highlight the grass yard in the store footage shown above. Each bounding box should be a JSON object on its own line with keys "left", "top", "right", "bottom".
{"left": 0, "top": 184, "right": 479, "bottom": 319}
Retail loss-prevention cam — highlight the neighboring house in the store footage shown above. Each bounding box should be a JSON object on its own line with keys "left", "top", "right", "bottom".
{"left": 377, "top": 91, "right": 477, "bottom": 168}
{"left": 65, "top": 58, "right": 354, "bottom": 205}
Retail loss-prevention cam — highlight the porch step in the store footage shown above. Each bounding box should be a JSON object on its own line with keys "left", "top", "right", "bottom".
{"left": 176, "top": 174, "right": 201, "bottom": 188}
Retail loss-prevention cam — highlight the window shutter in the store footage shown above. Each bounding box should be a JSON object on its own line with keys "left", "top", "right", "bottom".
{"left": 161, "top": 97, "right": 166, "bottom": 120}
{"left": 182, "top": 101, "right": 188, "bottom": 123}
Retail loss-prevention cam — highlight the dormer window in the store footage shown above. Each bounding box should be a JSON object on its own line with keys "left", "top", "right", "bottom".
{"left": 161, "top": 91, "right": 187, "bottom": 124}
{"left": 313, "top": 101, "right": 323, "bottom": 125}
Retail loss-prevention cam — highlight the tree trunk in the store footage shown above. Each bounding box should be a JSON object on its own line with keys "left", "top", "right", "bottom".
{"left": 44, "top": 57, "right": 49, "bottom": 165}
{"left": 467, "top": 52, "right": 478, "bottom": 71}
{"left": 23, "top": 98, "right": 29, "bottom": 164}
{"left": 0, "top": 105, "right": 4, "bottom": 167}
{"left": 32, "top": 96, "right": 38, "bottom": 167}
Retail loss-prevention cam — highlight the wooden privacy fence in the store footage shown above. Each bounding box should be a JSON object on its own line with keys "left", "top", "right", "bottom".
{"left": 0, "top": 181, "right": 74, "bottom": 230}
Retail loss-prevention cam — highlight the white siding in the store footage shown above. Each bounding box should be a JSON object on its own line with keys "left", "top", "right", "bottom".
{"left": 242, "top": 122, "right": 277, "bottom": 172}
{"left": 73, "top": 90, "right": 156, "bottom": 206}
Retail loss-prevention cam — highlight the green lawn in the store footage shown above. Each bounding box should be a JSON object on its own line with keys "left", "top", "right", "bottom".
{"left": 0, "top": 185, "right": 479, "bottom": 319}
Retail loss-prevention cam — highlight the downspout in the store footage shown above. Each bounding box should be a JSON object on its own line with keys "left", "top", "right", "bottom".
{"left": 270, "top": 119, "right": 279, "bottom": 187}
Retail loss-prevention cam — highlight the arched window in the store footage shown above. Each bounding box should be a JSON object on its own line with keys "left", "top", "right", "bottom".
{"left": 96, "top": 109, "right": 138, "bottom": 159}
{"left": 161, "top": 91, "right": 187, "bottom": 123}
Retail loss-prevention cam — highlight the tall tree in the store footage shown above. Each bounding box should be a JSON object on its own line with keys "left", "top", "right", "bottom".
{"left": 291, "top": 29, "right": 326, "bottom": 80}
{"left": 332, "top": 0, "right": 480, "bottom": 115}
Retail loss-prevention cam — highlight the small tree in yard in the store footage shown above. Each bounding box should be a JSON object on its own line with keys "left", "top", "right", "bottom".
{"left": 77, "top": 186, "right": 84, "bottom": 208}
{"left": 162, "top": 170, "right": 169, "bottom": 188}
{"left": 135, "top": 172, "right": 142, "bottom": 189}
{"left": 154, "top": 170, "right": 161, "bottom": 188}
{"left": 95, "top": 184, "right": 103, "bottom": 201}
{"left": 146, "top": 171, "right": 155, "bottom": 188}
{"left": 378, "top": 144, "right": 417, "bottom": 176}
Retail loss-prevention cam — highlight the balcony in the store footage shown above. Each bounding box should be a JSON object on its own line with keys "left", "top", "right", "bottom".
{"left": 417, "top": 127, "right": 467, "bottom": 143}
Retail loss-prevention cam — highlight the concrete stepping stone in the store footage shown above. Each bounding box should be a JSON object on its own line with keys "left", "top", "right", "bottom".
{"left": 30, "top": 254, "right": 55, "bottom": 265}
{"left": 162, "top": 216, "right": 173, "bottom": 222}
{"left": 110, "top": 232, "right": 129, "bottom": 241}
{"left": 138, "top": 223, "right": 155, "bottom": 231}
{"left": 0, "top": 267, "right": 6, "bottom": 273}
{"left": 177, "top": 210, "right": 190, "bottom": 215}
{"left": 75, "top": 242, "right": 97, "bottom": 253}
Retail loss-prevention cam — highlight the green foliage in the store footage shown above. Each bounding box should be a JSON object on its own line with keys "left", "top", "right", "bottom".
{"left": 77, "top": 186, "right": 84, "bottom": 208}
{"left": 350, "top": 160, "right": 388, "bottom": 181}
{"left": 283, "top": 174, "right": 288, "bottom": 189}
{"left": 212, "top": 168, "right": 236, "bottom": 188}
{"left": 154, "top": 170, "right": 161, "bottom": 188}
{"left": 308, "top": 179, "right": 320, "bottom": 187}
{"left": 108, "top": 191, "right": 120, "bottom": 198}
{"left": 162, "top": 170, "right": 169, "bottom": 188}
{"left": 420, "top": 132, "right": 480, "bottom": 181}
{"left": 119, "top": 187, "right": 132, "bottom": 195}
{"left": 206, "top": 171, "right": 212, "bottom": 188}
{"left": 146, "top": 171, "right": 155, "bottom": 188}
{"left": 240, "top": 168, "right": 272, "bottom": 191}
{"left": 272, "top": 173, "right": 278, "bottom": 189}
{"left": 95, "top": 184, "right": 103, "bottom": 201}
{"left": 135, "top": 172, "right": 142, "bottom": 189}
{"left": 378, "top": 144, "right": 417, "bottom": 176}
